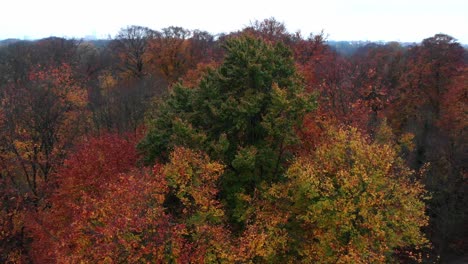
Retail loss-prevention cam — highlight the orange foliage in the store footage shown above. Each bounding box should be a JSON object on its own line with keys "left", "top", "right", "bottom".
{"left": 438, "top": 66, "right": 467, "bottom": 139}
{"left": 28, "top": 138, "right": 233, "bottom": 263}
{"left": 27, "top": 133, "right": 141, "bottom": 262}
{"left": 180, "top": 61, "right": 220, "bottom": 88}
{"left": 0, "top": 63, "right": 89, "bottom": 195}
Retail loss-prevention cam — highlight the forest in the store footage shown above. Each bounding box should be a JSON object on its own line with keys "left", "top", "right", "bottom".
{"left": 0, "top": 18, "right": 466, "bottom": 263}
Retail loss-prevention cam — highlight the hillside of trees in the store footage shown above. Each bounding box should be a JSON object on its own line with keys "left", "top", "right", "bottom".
{"left": 1, "top": 19, "right": 466, "bottom": 263}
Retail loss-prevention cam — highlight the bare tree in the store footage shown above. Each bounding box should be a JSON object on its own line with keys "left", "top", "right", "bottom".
{"left": 111, "top": 25, "right": 156, "bottom": 79}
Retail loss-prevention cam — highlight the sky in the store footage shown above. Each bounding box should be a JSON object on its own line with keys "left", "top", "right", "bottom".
{"left": 1, "top": 0, "right": 467, "bottom": 43}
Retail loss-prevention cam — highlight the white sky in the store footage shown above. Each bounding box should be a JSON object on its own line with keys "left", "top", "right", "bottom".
{"left": 1, "top": 0, "right": 467, "bottom": 43}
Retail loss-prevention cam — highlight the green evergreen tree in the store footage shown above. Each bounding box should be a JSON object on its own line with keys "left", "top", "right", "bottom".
{"left": 139, "top": 36, "right": 316, "bottom": 228}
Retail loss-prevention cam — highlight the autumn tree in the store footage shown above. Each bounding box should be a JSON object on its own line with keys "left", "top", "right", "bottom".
{"left": 140, "top": 36, "right": 316, "bottom": 228}
{"left": 85, "top": 27, "right": 167, "bottom": 133}
{"left": 297, "top": 39, "right": 355, "bottom": 122}
{"left": 348, "top": 42, "right": 405, "bottom": 133}
{"left": 0, "top": 38, "right": 85, "bottom": 262}
{"left": 34, "top": 37, "right": 80, "bottom": 68}
{"left": 89, "top": 71, "right": 165, "bottom": 133}
{"left": 293, "top": 34, "right": 360, "bottom": 152}
{"left": 189, "top": 30, "right": 216, "bottom": 63}
{"left": 386, "top": 34, "right": 466, "bottom": 259}
{"left": 75, "top": 41, "right": 113, "bottom": 83}
{"left": 238, "top": 126, "right": 428, "bottom": 263}
{"left": 27, "top": 133, "right": 144, "bottom": 262}
{"left": 161, "top": 147, "right": 234, "bottom": 262}
{"left": 29, "top": 135, "right": 234, "bottom": 263}
{"left": 111, "top": 25, "right": 155, "bottom": 79}
{"left": 146, "top": 27, "right": 216, "bottom": 84}
{"left": 0, "top": 63, "right": 88, "bottom": 196}
{"left": 0, "top": 38, "right": 79, "bottom": 85}
{"left": 242, "top": 18, "right": 294, "bottom": 45}
{"left": 433, "top": 66, "right": 468, "bottom": 256}
{"left": 389, "top": 34, "right": 464, "bottom": 139}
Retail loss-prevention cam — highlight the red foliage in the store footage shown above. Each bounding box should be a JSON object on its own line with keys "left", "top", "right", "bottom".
{"left": 181, "top": 61, "right": 220, "bottom": 88}
{"left": 387, "top": 34, "right": 464, "bottom": 132}
{"left": 437, "top": 66, "right": 467, "bottom": 139}
{"left": 57, "top": 133, "right": 139, "bottom": 191}
{"left": 27, "top": 133, "right": 140, "bottom": 262}
{"left": 27, "top": 136, "right": 220, "bottom": 263}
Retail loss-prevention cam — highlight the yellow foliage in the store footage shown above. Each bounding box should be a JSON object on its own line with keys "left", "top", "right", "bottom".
{"left": 98, "top": 72, "right": 118, "bottom": 93}
{"left": 240, "top": 126, "right": 428, "bottom": 263}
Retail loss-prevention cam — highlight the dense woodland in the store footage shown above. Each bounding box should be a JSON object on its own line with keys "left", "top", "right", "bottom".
{"left": 0, "top": 19, "right": 466, "bottom": 263}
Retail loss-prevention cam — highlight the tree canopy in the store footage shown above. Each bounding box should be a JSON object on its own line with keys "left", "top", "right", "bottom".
{"left": 139, "top": 36, "right": 316, "bottom": 227}
{"left": 1, "top": 20, "right": 465, "bottom": 263}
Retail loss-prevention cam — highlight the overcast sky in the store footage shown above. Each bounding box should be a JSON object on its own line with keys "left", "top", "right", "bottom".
{"left": 1, "top": 0, "right": 467, "bottom": 43}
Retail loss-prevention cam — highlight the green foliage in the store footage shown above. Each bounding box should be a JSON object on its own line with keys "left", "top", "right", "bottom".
{"left": 139, "top": 36, "right": 316, "bottom": 226}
